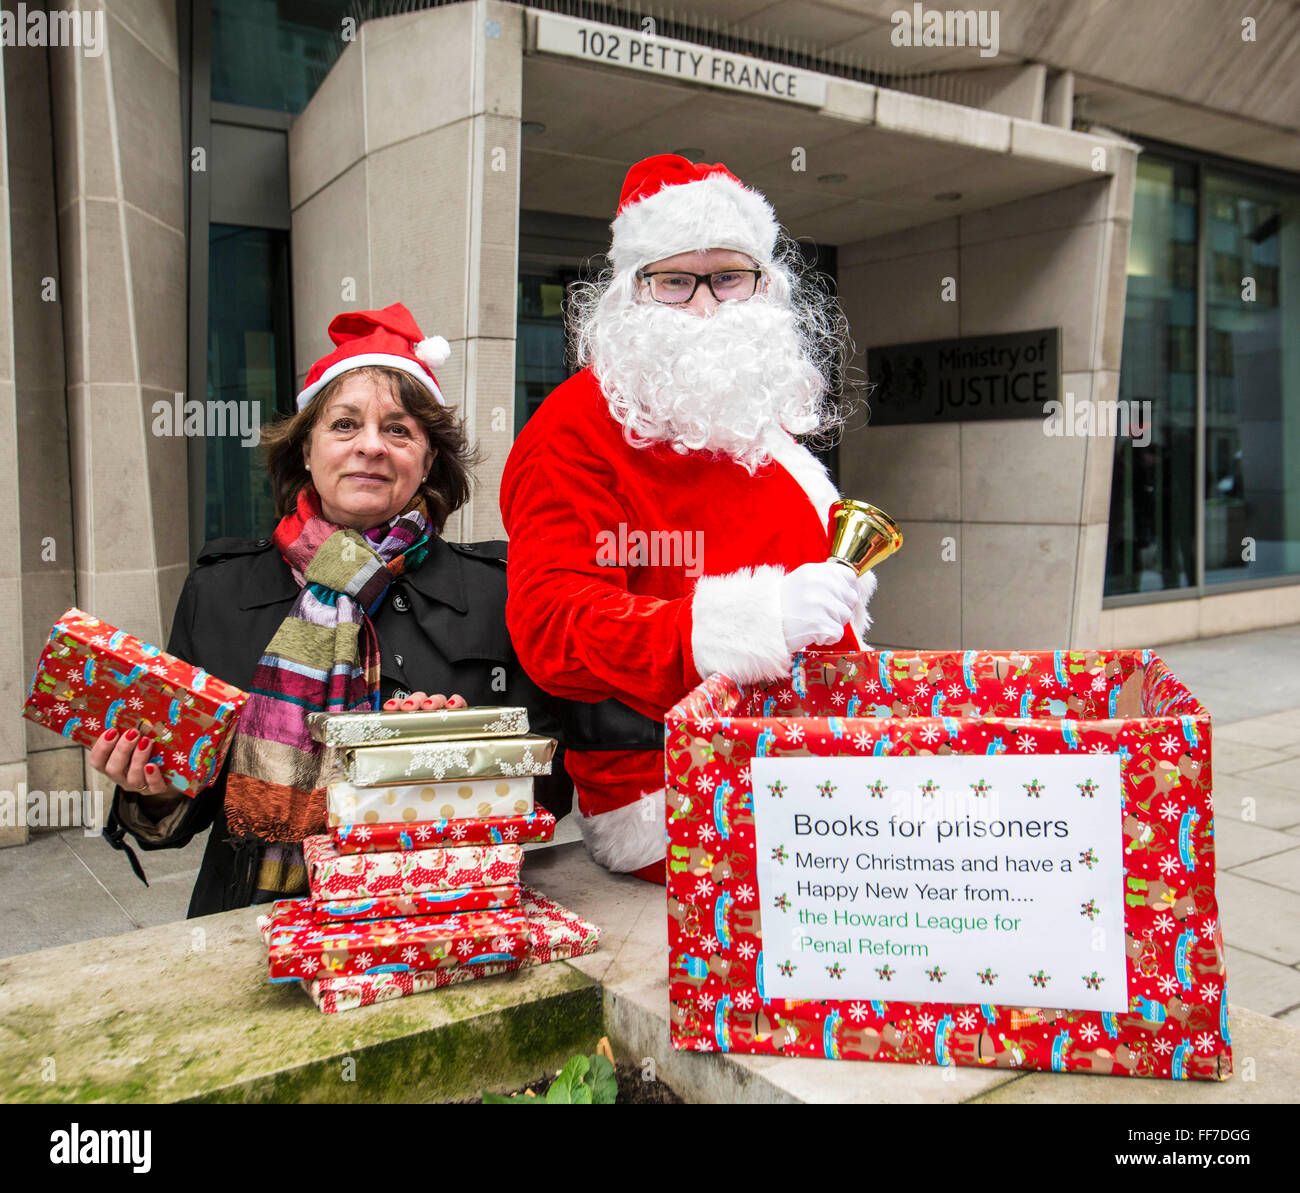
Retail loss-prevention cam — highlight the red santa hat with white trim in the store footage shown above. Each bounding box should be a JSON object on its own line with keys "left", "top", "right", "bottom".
{"left": 296, "top": 302, "right": 450, "bottom": 411}
{"left": 608, "top": 153, "right": 781, "bottom": 275}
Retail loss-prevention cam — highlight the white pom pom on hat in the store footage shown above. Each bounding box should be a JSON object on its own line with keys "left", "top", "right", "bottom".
{"left": 414, "top": 335, "right": 451, "bottom": 370}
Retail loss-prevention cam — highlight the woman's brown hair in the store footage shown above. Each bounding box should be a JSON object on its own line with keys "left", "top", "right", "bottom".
{"left": 260, "top": 366, "right": 482, "bottom": 535}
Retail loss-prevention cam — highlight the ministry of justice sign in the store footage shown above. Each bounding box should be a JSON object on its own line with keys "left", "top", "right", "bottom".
{"left": 750, "top": 754, "right": 1127, "bottom": 1010}
{"left": 866, "top": 328, "right": 1060, "bottom": 425}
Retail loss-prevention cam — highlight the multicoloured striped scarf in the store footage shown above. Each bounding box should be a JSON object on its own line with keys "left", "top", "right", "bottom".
{"left": 223, "top": 484, "right": 431, "bottom": 843}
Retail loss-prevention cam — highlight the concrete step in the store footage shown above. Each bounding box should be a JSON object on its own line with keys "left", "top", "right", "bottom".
{"left": 527, "top": 845, "right": 1300, "bottom": 1104}
{"left": 0, "top": 901, "right": 602, "bottom": 1104}
{"left": 2, "top": 841, "right": 1297, "bottom": 1103}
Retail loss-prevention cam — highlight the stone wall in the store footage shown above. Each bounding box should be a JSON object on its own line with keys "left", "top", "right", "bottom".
{"left": 837, "top": 153, "right": 1137, "bottom": 649}
{"left": 289, "top": 0, "right": 524, "bottom": 542}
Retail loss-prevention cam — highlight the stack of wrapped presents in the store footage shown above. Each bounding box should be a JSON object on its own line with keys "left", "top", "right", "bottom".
{"left": 256, "top": 705, "right": 599, "bottom": 1013}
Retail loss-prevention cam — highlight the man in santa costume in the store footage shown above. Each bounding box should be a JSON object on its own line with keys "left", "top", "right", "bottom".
{"left": 500, "top": 154, "right": 876, "bottom": 883}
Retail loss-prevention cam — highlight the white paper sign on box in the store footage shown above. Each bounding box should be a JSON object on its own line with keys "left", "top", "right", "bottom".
{"left": 750, "top": 753, "right": 1127, "bottom": 1011}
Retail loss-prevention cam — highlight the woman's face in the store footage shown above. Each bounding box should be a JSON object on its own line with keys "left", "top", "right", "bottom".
{"left": 303, "top": 371, "right": 435, "bottom": 530}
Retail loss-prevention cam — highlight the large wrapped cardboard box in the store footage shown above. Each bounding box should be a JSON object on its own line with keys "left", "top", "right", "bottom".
{"left": 665, "top": 649, "right": 1230, "bottom": 1080}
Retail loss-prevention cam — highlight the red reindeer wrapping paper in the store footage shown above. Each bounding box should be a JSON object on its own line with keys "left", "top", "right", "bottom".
{"left": 308, "top": 884, "right": 522, "bottom": 923}
{"left": 256, "top": 888, "right": 602, "bottom": 1013}
{"left": 330, "top": 809, "right": 556, "bottom": 854}
{"left": 23, "top": 607, "right": 247, "bottom": 797}
{"left": 263, "top": 901, "right": 532, "bottom": 981}
{"left": 665, "top": 649, "right": 1230, "bottom": 1080}
{"left": 302, "top": 835, "right": 523, "bottom": 899}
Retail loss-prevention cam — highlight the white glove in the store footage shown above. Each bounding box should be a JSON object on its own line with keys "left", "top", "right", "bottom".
{"left": 780, "top": 561, "right": 860, "bottom": 653}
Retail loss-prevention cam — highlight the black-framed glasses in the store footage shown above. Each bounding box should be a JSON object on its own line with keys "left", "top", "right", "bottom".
{"left": 636, "top": 268, "right": 764, "bottom": 304}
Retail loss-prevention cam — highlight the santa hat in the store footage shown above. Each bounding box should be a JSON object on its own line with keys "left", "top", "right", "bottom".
{"left": 609, "top": 154, "right": 781, "bottom": 276}
{"left": 296, "top": 302, "right": 449, "bottom": 411}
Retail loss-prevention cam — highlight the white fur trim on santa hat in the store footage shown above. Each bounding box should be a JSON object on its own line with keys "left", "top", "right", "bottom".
{"left": 610, "top": 172, "right": 781, "bottom": 276}
{"left": 578, "top": 787, "right": 666, "bottom": 873}
{"left": 296, "top": 353, "right": 445, "bottom": 411}
{"left": 414, "top": 335, "right": 450, "bottom": 369}
{"left": 691, "top": 564, "right": 792, "bottom": 684}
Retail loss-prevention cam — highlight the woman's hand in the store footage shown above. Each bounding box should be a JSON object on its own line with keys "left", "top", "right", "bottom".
{"left": 383, "top": 692, "right": 467, "bottom": 712}
{"left": 87, "top": 727, "right": 182, "bottom": 798}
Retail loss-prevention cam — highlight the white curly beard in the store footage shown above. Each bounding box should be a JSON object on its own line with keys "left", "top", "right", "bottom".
{"left": 584, "top": 285, "right": 828, "bottom": 474}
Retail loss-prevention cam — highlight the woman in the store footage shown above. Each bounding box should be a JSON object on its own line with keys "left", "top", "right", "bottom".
{"left": 95, "top": 302, "right": 570, "bottom": 916}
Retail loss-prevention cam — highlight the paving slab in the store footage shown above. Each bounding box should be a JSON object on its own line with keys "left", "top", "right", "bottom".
{"left": 0, "top": 835, "right": 135, "bottom": 959}
{"left": 1222, "top": 945, "right": 1300, "bottom": 1018}
{"left": 1232, "top": 846, "right": 1300, "bottom": 898}
{"left": 969, "top": 1005, "right": 1298, "bottom": 1103}
{"left": 1215, "top": 818, "right": 1300, "bottom": 871}
{"left": 1157, "top": 628, "right": 1300, "bottom": 723}
{"left": 1215, "top": 872, "right": 1300, "bottom": 965}
{"left": 60, "top": 828, "right": 202, "bottom": 930}
{"left": 1212, "top": 740, "right": 1294, "bottom": 776}
{"left": 1235, "top": 756, "right": 1300, "bottom": 792}
{"left": 1216, "top": 716, "right": 1300, "bottom": 752}
{"left": 1210, "top": 774, "right": 1300, "bottom": 831}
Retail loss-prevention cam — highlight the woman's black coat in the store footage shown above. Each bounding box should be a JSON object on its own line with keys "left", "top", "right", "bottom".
{"left": 102, "top": 533, "right": 578, "bottom": 919}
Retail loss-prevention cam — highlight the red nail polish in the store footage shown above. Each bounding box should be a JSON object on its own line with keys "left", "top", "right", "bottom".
{"left": 105, "top": 729, "right": 118, "bottom": 742}
{"left": 125, "top": 729, "right": 138, "bottom": 741}
{"left": 145, "top": 765, "right": 156, "bottom": 776}
{"left": 137, "top": 737, "right": 151, "bottom": 751}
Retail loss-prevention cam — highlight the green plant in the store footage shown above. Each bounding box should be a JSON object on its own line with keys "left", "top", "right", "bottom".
{"left": 483, "top": 1051, "right": 617, "bottom": 1104}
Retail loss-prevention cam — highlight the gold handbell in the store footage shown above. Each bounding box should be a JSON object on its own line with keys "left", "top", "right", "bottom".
{"left": 827, "top": 499, "right": 903, "bottom": 576}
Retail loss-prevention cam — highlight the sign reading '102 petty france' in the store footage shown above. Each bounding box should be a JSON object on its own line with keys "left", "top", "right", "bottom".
{"left": 533, "top": 11, "right": 828, "bottom": 108}
{"left": 865, "top": 328, "right": 1060, "bottom": 425}
{"left": 750, "top": 753, "right": 1127, "bottom": 1011}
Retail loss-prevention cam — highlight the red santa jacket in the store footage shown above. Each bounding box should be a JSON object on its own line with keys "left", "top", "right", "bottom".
{"left": 499, "top": 367, "right": 872, "bottom": 870}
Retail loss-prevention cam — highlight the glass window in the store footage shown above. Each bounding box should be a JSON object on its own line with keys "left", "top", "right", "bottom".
{"left": 1203, "top": 173, "right": 1300, "bottom": 582}
{"left": 211, "top": 0, "right": 353, "bottom": 114}
{"left": 515, "top": 273, "right": 577, "bottom": 429}
{"left": 1106, "top": 157, "right": 1199, "bottom": 595}
{"left": 206, "top": 225, "right": 294, "bottom": 543}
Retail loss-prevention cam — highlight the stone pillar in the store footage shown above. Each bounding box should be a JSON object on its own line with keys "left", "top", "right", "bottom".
{"left": 0, "top": 31, "right": 27, "bottom": 845}
{"left": 39, "top": 0, "right": 188, "bottom": 800}
{"left": 289, "top": 0, "right": 523, "bottom": 541}
{"left": 837, "top": 141, "right": 1138, "bottom": 650}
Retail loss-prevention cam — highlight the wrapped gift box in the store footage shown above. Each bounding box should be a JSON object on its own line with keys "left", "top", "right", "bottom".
{"left": 257, "top": 887, "right": 601, "bottom": 1013}
{"left": 264, "top": 902, "right": 531, "bottom": 981}
{"left": 331, "top": 809, "right": 556, "bottom": 855}
{"left": 307, "top": 705, "right": 529, "bottom": 747}
{"left": 338, "top": 735, "right": 556, "bottom": 786}
{"left": 665, "top": 649, "right": 1230, "bottom": 1081}
{"left": 302, "top": 833, "right": 523, "bottom": 899}
{"left": 23, "top": 607, "right": 247, "bottom": 797}
{"left": 327, "top": 776, "right": 534, "bottom": 826}
{"left": 308, "top": 884, "right": 522, "bottom": 923}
